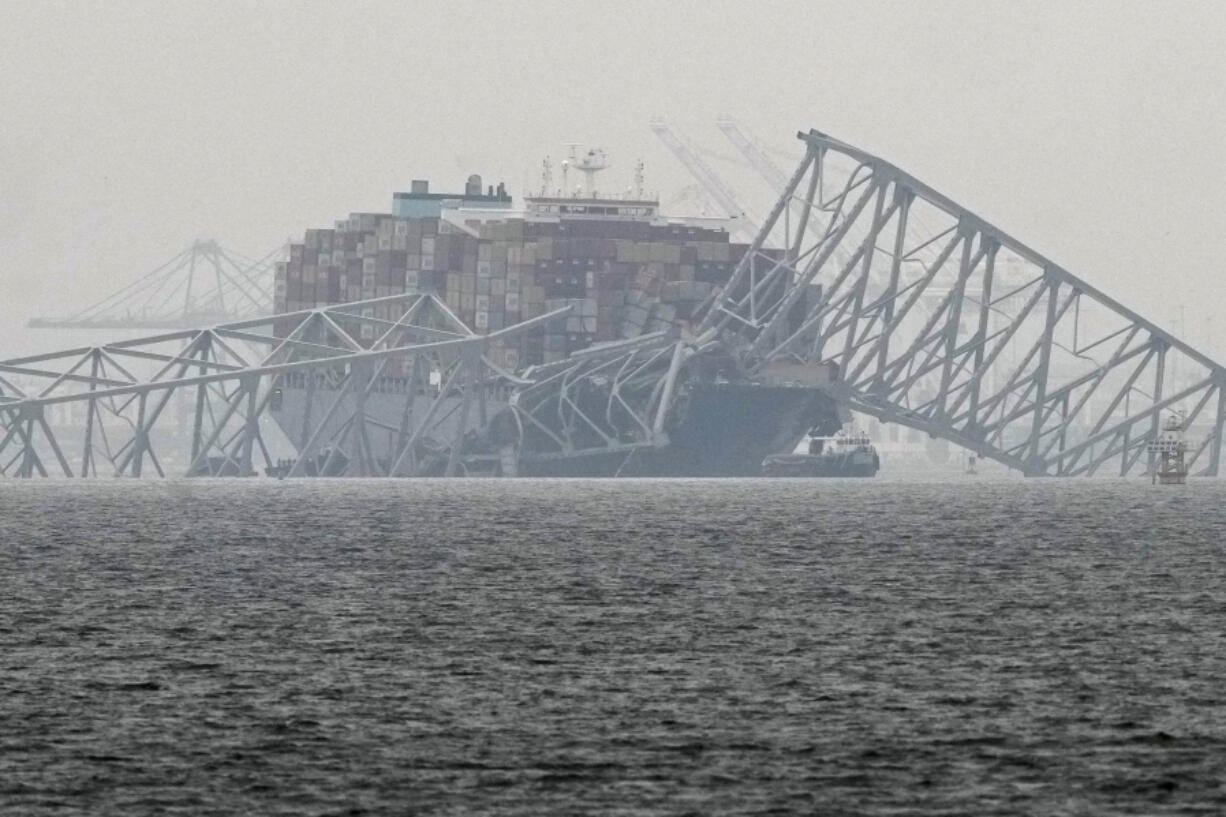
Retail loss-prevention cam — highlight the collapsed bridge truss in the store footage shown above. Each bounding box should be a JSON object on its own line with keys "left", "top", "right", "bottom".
{"left": 2, "top": 126, "right": 1223, "bottom": 478}
{"left": 712, "top": 129, "right": 1226, "bottom": 476}
{"left": 503, "top": 128, "right": 1226, "bottom": 478}
{"left": 0, "top": 294, "right": 564, "bottom": 478}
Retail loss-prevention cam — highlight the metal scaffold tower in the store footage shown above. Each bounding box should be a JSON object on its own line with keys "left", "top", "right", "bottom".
{"left": 27, "top": 240, "right": 279, "bottom": 331}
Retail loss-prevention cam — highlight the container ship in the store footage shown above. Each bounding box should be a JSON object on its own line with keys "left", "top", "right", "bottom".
{"left": 269, "top": 151, "right": 853, "bottom": 477}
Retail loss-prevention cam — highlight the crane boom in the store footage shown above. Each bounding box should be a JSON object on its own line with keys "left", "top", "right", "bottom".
{"left": 716, "top": 117, "right": 790, "bottom": 193}
{"left": 649, "top": 118, "right": 759, "bottom": 237}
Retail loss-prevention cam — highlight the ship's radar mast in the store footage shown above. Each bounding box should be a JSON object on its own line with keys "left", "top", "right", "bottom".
{"left": 563, "top": 144, "right": 610, "bottom": 197}
{"left": 538, "top": 146, "right": 647, "bottom": 201}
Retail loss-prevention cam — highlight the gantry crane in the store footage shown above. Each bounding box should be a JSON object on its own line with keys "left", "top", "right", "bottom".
{"left": 27, "top": 240, "right": 281, "bottom": 331}
{"left": 715, "top": 116, "right": 791, "bottom": 194}
{"left": 649, "top": 118, "right": 759, "bottom": 239}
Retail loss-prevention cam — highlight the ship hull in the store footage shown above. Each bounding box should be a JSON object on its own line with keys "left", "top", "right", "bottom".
{"left": 271, "top": 381, "right": 843, "bottom": 478}
{"left": 269, "top": 386, "right": 510, "bottom": 475}
{"left": 761, "top": 450, "right": 880, "bottom": 478}
{"left": 520, "top": 383, "right": 843, "bottom": 477}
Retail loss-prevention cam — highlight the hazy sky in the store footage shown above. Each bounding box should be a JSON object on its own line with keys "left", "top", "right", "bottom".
{"left": 2, "top": 0, "right": 1225, "bottom": 358}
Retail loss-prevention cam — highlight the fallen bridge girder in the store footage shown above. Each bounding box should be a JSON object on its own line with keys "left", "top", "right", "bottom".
{"left": 0, "top": 293, "right": 570, "bottom": 478}
{"left": 688, "top": 128, "right": 1226, "bottom": 477}
{"left": 3, "top": 126, "right": 1223, "bottom": 478}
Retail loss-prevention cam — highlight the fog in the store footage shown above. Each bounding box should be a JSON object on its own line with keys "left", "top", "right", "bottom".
{"left": 2, "top": 0, "right": 1225, "bottom": 358}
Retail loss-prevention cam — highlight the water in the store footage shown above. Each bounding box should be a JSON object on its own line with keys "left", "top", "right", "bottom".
{"left": 2, "top": 477, "right": 1224, "bottom": 815}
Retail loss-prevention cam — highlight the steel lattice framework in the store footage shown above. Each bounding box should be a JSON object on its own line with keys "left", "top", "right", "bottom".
{"left": 3, "top": 126, "right": 1222, "bottom": 478}
{"left": 27, "top": 240, "right": 279, "bottom": 330}
{"left": 711, "top": 129, "right": 1226, "bottom": 476}
{"left": 0, "top": 294, "right": 564, "bottom": 478}
{"left": 507, "top": 128, "right": 1226, "bottom": 478}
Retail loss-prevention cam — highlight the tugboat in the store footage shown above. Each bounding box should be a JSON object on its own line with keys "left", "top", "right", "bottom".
{"left": 761, "top": 428, "right": 880, "bottom": 478}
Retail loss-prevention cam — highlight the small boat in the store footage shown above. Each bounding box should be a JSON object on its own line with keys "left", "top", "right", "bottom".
{"left": 761, "top": 429, "right": 880, "bottom": 478}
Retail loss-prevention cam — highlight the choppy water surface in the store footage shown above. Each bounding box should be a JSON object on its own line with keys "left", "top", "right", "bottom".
{"left": 2, "top": 477, "right": 1225, "bottom": 815}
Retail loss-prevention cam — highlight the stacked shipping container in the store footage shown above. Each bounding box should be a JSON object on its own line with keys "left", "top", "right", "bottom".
{"left": 275, "top": 200, "right": 754, "bottom": 368}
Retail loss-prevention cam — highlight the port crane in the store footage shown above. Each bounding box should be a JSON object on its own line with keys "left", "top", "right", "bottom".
{"left": 649, "top": 118, "right": 760, "bottom": 239}
{"left": 715, "top": 117, "right": 791, "bottom": 194}
{"left": 27, "top": 240, "right": 281, "bottom": 331}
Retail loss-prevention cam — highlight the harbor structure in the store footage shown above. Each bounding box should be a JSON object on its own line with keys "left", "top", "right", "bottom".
{"left": 28, "top": 240, "right": 279, "bottom": 331}
{"left": 1147, "top": 412, "right": 1191, "bottom": 484}
{"left": 5, "top": 127, "right": 1226, "bottom": 480}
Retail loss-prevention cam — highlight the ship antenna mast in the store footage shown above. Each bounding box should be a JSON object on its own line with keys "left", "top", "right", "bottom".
{"left": 634, "top": 158, "right": 645, "bottom": 199}
{"left": 541, "top": 155, "right": 552, "bottom": 197}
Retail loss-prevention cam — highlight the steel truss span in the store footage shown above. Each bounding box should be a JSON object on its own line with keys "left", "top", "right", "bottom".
{"left": 0, "top": 294, "right": 566, "bottom": 478}
{"left": 3, "top": 126, "right": 1223, "bottom": 478}
{"left": 723, "top": 129, "right": 1225, "bottom": 477}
